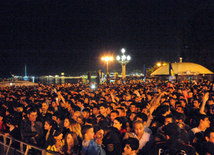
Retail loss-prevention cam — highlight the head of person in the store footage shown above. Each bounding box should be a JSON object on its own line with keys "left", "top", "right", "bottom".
{"left": 130, "top": 103, "right": 137, "bottom": 113}
{"left": 92, "top": 105, "right": 100, "bottom": 116}
{"left": 72, "top": 111, "right": 81, "bottom": 121}
{"left": 52, "top": 112, "right": 62, "bottom": 124}
{"left": 133, "top": 120, "right": 145, "bottom": 138}
{"left": 205, "top": 127, "right": 214, "bottom": 143}
{"left": 94, "top": 125, "right": 104, "bottom": 140}
{"left": 193, "top": 99, "right": 200, "bottom": 109}
{"left": 110, "top": 110, "right": 119, "bottom": 122}
{"left": 82, "top": 108, "right": 90, "bottom": 119}
{"left": 99, "top": 103, "right": 108, "bottom": 116}
{"left": 157, "top": 105, "right": 171, "bottom": 116}
{"left": 129, "top": 112, "right": 137, "bottom": 122}
{"left": 64, "top": 117, "right": 74, "bottom": 129}
{"left": 81, "top": 125, "right": 94, "bottom": 141}
{"left": 135, "top": 113, "right": 148, "bottom": 123}
{"left": 53, "top": 128, "right": 63, "bottom": 142}
{"left": 117, "top": 107, "right": 126, "bottom": 117}
{"left": 64, "top": 131, "right": 79, "bottom": 148}
{"left": 42, "top": 102, "right": 49, "bottom": 112}
{"left": 27, "top": 108, "right": 38, "bottom": 123}
{"left": 70, "top": 121, "right": 83, "bottom": 139}
{"left": 123, "top": 138, "right": 139, "bottom": 155}
{"left": 164, "top": 114, "right": 176, "bottom": 126}
{"left": 196, "top": 114, "right": 210, "bottom": 129}
{"left": 113, "top": 117, "right": 126, "bottom": 131}
{"left": 44, "top": 119, "right": 56, "bottom": 131}
{"left": 163, "top": 123, "right": 181, "bottom": 140}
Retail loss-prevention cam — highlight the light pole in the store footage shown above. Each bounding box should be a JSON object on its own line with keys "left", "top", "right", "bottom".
{"left": 116, "top": 48, "right": 131, "bottom": 79}
{"left": 101, "top": 57, "right": 113, "bottom": 73}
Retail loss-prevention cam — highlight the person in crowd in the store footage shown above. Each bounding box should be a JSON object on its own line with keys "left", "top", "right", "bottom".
{"left": 62, "top": 131, "right": 82, "bottom": 155}
{"left": 1, "top": 79, "right": 214, "bottom": 155}
{"left": 81, "top": 125, "right": 106, "bottom": 155}
{"left": 150, "top": 123, "right": 196, "bottom": 155}
{"left": 188, "top": 114, "right": 210, "bottom": 144}
{"left": 20, "top": 108, "right": 44, "bottom": 146}
{"left": 123, "top": 137, "right": 139, "bottom": 155}
{"left": 46, "top": 128, "right": 64, "bottom": 154}
{"left": 43, "top": 119, "right": 56, "bottom": 149}
{"left": 102, "top": 126, "right": 123, "bottom": 155}
{"left": 113, "top": 117, "right": 127, "bottom": 135}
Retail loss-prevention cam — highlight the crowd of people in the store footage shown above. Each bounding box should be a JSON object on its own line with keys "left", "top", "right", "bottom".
{"left": 0, "top": 79, "right": 214, "bottom": 155}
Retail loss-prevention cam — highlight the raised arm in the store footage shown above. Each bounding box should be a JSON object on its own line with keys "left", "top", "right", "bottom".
{"left": 199, "top": 92, "right": 209, "bottom": 115}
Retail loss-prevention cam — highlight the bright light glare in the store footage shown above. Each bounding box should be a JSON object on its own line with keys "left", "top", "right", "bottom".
{"left": 127, "top": 55, "right": 131, "bottom": 60}
{"left": 122, "top": 55, "right": 126, "bottom": 60}
{"left": 157, "top": 62, "right": 161, "bottom": 67}
{"left": 91, "top": 84, "right": 96, "bottom": 89}
{"left": 102, "top": 57, "right": 113, "bottom": 61}
{"left": 116, "top": 56, "right": 120, "bottom": 60}
{"left": 121, "top": 48, "right": 125, "bottom": 54}
{"left": 10, "top": 83, "right": 12, "bottom": 86}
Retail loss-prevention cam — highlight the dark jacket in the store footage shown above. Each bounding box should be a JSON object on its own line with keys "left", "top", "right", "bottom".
{"left": 150, "top": 139, "right": 197, "bottom": 155}
{"left": 103, "top": 127, "right": 122, "bottom": 155}
{"left": 20, "top": 119, "right": 44, "bottom": 146}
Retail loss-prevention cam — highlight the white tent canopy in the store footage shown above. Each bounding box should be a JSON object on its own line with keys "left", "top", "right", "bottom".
{"left": 151, "top": 62, "right": 213, "bottom": 76}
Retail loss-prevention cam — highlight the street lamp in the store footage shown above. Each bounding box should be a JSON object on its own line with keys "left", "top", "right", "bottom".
{"left": 116, "top": 48, "right": 131, "bottom": 79}
{"left": 101, "top": 56, "right": 113, "bottom": 73}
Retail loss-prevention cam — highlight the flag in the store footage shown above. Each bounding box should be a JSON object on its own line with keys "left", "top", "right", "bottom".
{"left": 169, "top": 63, "right": 174, "bottom": 76}
{"left": 169, "top": 63, "right": 176, "bottom": 82}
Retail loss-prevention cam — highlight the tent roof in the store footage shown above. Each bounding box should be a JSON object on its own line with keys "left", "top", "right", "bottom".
{"left": 151, "top": 62, "right": 213, "bottom": 76}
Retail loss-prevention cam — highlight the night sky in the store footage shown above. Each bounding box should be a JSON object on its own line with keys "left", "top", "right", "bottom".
{"left": 1, "top": 0, "right": 214, "bottom": 77}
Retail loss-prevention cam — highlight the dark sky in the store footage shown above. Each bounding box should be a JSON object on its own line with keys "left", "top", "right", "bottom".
{"left": 1, "top": 0, "right": 214, "bottom": 77}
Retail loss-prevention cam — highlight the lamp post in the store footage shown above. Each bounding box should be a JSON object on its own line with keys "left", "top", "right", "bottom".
{"left": 116, "top": 48, "right": 131, "bottom": 79}
{"left": 101, "top": 57, "right": 113, "bottom": 73}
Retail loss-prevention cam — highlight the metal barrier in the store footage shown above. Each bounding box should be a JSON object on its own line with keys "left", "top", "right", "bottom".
{"left": 0, "top": 133, "right": 59, "bottom": 155}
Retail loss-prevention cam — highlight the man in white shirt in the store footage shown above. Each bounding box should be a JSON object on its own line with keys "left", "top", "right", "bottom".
{"left": 132, "top": 120, "right": 151, "bottom": 151}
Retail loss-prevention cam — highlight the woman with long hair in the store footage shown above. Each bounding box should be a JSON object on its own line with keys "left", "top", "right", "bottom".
{"left": 46, "top": 128, "right": 64, "bottom": 154}
{"left": 62, "top": 131, "right": 82, "bottom": 155}
{"left": 43, "top": 119, "right": 57, "bottom": 149}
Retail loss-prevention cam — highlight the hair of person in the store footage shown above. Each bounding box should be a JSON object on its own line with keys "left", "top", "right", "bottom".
{"left": 136, "top": 113, "right": 148, "bottom": 122}
{"left": 165, "top": 114, "right": 176, "bottom": 123}
{"left": 99, "top": 103, "right": 108, "bottom": 109}
{"left": 163, "top": 123, "right": 181, "bottom": 139}
{"left": 133, "top": 120, "right": 144, "bottom": 128}
{"left": 27, "top": 108, "right": 37, "bottom": 115}
{"left": 45, "top": 119, "right": 57, "bottom": 129}
{"left": 85, "top": 118, "right": 96, "bottom": 126}
{"left": 117, "top": 107, "right": 125, "bottom": 112}
{"left": 151, "top": 133, "right": 166, "bottom": 144}
{"left": 123, "top": 137, "right": 139, "bottom": 151}
{"left": 62, "top": 131, "right": 80, "bottom": 154}
{"left": 53, "top": 128, "right": 63, "bottom": 137}
{"left": 98, "top": 120, "right": 110, "bottom": 130}
{"left": 82, "top": 108, "right": 90, "bottom": 113}
{"left": 196, "top": 114, "right": 209, "bottom": 125}
{"left": 93, "top": 105, "right": 100, "bottom": 110}
{"left": 94, "top": 125, "right": 104, "bottom": 134}
{"left": 156, "top": 105, "right": 170, "bottom": 115}
{"left": 81, "top": 125, "right": 93, "bottom": 139}
{"left": 52, "top": 112, "right": 63, "bottom": 120}
{"left": 69, "top": 121, "right": 83, "bottom": 138}
{"left": 204, "top": 127, "right": 214, "bottom": 139}
{"left": 111, "top": 110, "right": 119, "bottom": 115}
{"left": 114, "top": 117, "right": 127, "bottom": 129}
{"left": 174, "top": 112, "right": 186, "bottom": 122}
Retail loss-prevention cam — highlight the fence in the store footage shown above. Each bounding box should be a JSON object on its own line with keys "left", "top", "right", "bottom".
{"left": 0, "top": 133, "right": 58, "bottom": 155}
